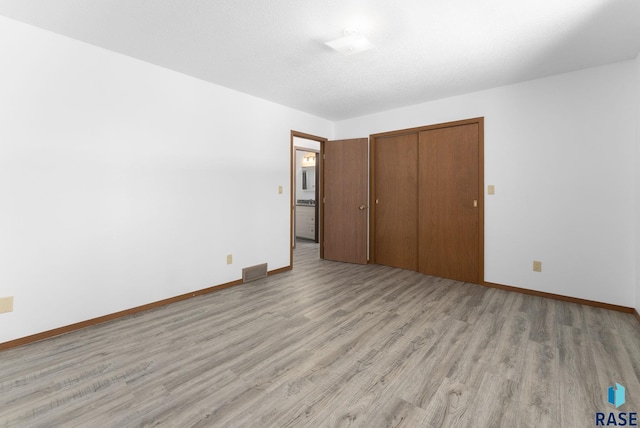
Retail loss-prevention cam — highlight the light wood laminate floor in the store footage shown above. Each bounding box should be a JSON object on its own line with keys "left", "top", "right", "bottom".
{"left": 1, "top": 241, "right": 639, "bottom": 427}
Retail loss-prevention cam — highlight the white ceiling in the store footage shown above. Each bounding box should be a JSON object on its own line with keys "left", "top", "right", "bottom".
{"left": 0, "top": 0, "right": 639, "bottom": 121}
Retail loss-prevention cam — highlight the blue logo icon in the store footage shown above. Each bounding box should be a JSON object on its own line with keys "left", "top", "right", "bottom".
{"left": 596, "top": 383, "right": 636, "bottom": 426}
{"left": 608, "top": 383, "right": 626, "bottom": 408}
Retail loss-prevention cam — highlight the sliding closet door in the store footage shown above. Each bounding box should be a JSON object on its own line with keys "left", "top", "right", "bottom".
{"left": 418, "top": 124, "right": 480, "bottom": 283}
{"left": 372, "top": 133, "right": 418, "bottom": 271}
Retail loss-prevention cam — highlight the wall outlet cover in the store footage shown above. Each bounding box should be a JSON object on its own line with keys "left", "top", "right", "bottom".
{"left": 533, "top": 261, "right": 542, "bottom": 272}
{"left": 0, "top": 296, "right": 14, "bottom": 314}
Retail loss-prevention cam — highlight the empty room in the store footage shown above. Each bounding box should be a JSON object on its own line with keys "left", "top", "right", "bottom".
{"left": 1, "top": 1, "right": 640, "bottom": 426}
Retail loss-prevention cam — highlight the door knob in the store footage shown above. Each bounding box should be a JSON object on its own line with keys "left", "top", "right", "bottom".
{"left": 359, "top": 205, "right": 366, "bottom": 210}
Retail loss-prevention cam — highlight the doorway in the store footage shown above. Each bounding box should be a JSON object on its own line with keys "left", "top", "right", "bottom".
{"left": 290, "top": 131, "right": 325, "bottom": 267}
{"left": 294, "top": 147, "right": 319, "bottom": 243}
{"left": 290, "top": 132, "right": 369, "bottom": 268}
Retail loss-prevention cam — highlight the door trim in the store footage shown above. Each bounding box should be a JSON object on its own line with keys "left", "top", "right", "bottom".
{"left": 369, "top": 117, "right": 485, "bottom": 284}
{"left": 290, "top": 131, "right": 327, "bottom": 267}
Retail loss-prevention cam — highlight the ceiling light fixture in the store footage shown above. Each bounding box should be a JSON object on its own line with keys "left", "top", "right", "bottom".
{"left": 325, "top": 29, "right": 374, "bottom": 56}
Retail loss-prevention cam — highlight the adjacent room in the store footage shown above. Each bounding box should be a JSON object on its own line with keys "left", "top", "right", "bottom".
{"left": 1, "top": 0, "right": 639, "bottom": 426}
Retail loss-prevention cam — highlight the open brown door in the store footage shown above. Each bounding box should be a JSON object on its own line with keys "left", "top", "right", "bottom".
{"left": 322, "top": 138, "right": 368, "bottom": 264}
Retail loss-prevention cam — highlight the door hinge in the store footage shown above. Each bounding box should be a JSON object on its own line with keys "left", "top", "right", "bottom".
{"left": 323, "top": 154, "right": 326, "bottom": 160}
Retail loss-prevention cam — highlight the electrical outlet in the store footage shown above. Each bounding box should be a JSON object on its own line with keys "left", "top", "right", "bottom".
{"left": 488, "top": 185, "right": 495, "bottom": 195}
{"left": 533, "top": 261, "right": 542, "bottom": 272}
{"left": 0, "top": 296, "right": 14, "bottom": 314}
{"left": 227, "top": 254, "right": 233, "bottom": 265}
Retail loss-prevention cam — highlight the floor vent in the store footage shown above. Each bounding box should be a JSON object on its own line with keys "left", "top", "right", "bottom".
{"left": 242, "top": 263, "right": 268, "bottom": 283}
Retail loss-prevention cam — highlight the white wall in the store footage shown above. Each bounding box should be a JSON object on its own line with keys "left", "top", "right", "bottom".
{"left": 635, "top": 52, "right": 640, "bottom": 314}
{"left": 337, "top": 61, "right": 637, "bottom": 307}
{"left": 0, "top": 16, "right": 333, "bottom": 344}
{"left": 293, "top": 136, "right": 321, "bottom": 151}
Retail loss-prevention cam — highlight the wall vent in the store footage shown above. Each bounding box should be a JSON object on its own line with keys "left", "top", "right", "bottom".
{"left": 242, "top": 263, "right": 268, "bottom": 283}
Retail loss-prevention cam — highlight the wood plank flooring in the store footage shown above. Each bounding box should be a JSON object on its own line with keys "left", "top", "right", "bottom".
{"left": 1, "top": 240, "right": 639, "bottom": 427}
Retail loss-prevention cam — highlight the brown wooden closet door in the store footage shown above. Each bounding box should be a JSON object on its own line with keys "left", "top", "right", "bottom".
{"left": 373, "top": 133, "right": 418, "bottom": 271}
{"left": 418, "top": 124, "right": 479, "bottom": 283}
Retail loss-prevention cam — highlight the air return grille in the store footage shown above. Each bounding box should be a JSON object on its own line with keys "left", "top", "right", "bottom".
{"left": 242, "top": 263, "right": 268, "bottom": 283}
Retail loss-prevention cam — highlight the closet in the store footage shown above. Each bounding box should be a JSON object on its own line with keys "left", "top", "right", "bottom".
{"left": 370, "top": 118, "right": 484, "bottom": 284}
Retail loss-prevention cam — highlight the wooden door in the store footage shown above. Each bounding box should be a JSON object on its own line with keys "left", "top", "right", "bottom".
{"left": 418, "top": 124, "right": 480, "bottom": 283}
{"left": 372, "top": 133, "right": 418, "bottom": 271}
{"left": 323, "top": 138, "right": 368, "bottom": 264}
